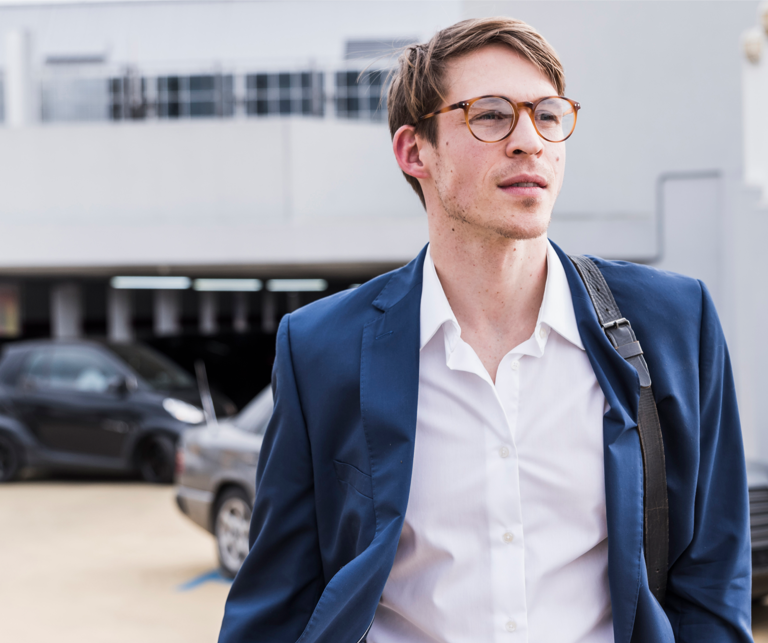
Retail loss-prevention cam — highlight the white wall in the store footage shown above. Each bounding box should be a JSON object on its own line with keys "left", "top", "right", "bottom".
{"left": 0, "top": 118, "right": 428, "bottom": 270}
{"left": 0, "top": 1, "right": 461, "bottom": 68}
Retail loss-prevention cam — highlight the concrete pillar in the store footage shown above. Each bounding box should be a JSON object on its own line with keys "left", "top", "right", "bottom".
{"left": 199, "top": 291, "right": 218, "bottom": 336}
{"left": 51, "top": 283, "right": 82, "bottom": 339}
{"left": 4, "top": 30, "right": 39, "bottom": 128}
{"left": 233, "top": 291, "right": 249, "bottom": 333}
{"left": 154, "top": 290, "right": 181, "bottom": 336}
{"left": 261, "top": 290, "right": 276, "bottom": 333}
{"left": 108, "top": 289, "right": 133, "bottom": 342}
{"left": 742, "top": 23, "right": 768, "bottom": 204}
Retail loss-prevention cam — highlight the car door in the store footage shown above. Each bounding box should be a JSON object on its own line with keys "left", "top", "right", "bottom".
{"left": 14, "top": 346, "right": 139, "bottom": 459}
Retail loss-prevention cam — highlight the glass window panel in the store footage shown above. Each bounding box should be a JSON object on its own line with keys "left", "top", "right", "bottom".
{"left": 47, "top": 348, "right": 122, "bottom": 393}
{"left": 302, "top": 98, "right": 312, "bottom": 115}
{"left": 190, "top": 101, "right": 216, "bottom": 117}
{"left": 279, "top": 73, "right": 291, "bottom": 89}
{"left": 301, "top": 72, "right": 311, "bottom": 89}
{"left": 256, "top": 99, "right": 268, "bottom": 115}
{"left": 279, "top": 98, "right": 291, "bottom": 114}
{"left": 190, "top": 75, "right": 215, "bottom": 92}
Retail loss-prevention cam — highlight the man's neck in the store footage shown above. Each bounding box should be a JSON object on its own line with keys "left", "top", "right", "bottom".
{"left": 428, "top": 227, "right": 549, "bottom": 383}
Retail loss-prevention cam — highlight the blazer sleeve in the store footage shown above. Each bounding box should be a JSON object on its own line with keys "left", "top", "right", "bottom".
{"left": 218, "top": 314, "right": 324, "bottom": 643}
{"left": 665, "top": 282, "right": 753, "bottom": 642}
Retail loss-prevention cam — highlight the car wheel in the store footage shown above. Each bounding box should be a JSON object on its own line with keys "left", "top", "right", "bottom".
{"left": 214, "top": 487, "right": 252, "bottom": 578}
{"left": 0, "top": 435, "right": 20, "bottom": 482}
{"left": 137, "top": 435, "right": 176, "bottom": 484}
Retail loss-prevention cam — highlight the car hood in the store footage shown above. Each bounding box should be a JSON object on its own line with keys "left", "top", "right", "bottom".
{"left": 183, "top": 420, "right": 264, "bottom": 454}
{"left": 157, "top": 387, "right": 235, "bottom": 418}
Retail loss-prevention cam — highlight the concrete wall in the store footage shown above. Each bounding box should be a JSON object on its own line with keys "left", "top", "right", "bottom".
{"left": 0, "top": 118, "right": 428, "bottom": 272}
{"left": 1, "top": 0, "right": 767, "bottom": 458}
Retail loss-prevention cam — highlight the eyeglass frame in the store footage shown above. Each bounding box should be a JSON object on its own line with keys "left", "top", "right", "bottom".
{"left": 417, "top": 95, "right": 581, "bottom": 144}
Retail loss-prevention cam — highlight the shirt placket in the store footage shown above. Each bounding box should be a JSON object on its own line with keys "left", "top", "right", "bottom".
{"left": 486, "top": 351, "right": 529, "bottom": 643}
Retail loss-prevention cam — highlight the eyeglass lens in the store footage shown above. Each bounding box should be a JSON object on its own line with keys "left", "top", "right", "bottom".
{"left": 467, "top": 97, "right": 576, "bottom": 143}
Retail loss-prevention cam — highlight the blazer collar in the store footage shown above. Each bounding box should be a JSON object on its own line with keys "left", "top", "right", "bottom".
{"left": 372, "top": 244, "right": 428, "bottom": 313}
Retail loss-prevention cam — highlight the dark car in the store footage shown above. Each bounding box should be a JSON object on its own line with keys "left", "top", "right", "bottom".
{"left": 0, "top": 339, "right": 236, "bottom": 484}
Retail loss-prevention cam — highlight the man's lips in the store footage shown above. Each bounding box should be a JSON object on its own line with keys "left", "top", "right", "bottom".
{"left": 498, "top": 174, "right": 548, "bottom": 197}
{"left": 497, "top": 173, "right": 548, "bottom": 189}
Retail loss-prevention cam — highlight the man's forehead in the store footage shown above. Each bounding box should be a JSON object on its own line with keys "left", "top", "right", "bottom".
{"left": 442, "top": 44, "right": 557, "bottom": 101}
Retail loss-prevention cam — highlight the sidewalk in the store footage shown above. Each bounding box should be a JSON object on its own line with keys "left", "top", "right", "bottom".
{"left": 0, "top": 480, "right": 230, "bottom": 643}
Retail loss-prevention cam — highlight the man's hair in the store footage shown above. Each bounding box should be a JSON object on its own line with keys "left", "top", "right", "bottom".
{"left": 387, "top": 17, "right": 566, "bottom": 208}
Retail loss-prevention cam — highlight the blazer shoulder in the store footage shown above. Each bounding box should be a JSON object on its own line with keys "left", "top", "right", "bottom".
{"left": 588, "top": 256, "right": 705, "bottom": 311}
{"left": 282, "top": 264, "right": 413, "bottom": 374}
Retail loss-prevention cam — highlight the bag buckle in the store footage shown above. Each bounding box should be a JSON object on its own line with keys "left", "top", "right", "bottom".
{"left": 602, "top": 317, "right": 629, "bottom": 330}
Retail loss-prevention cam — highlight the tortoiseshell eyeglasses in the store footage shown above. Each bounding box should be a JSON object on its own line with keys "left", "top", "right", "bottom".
{"left": 418, "top": 95, "right": 581, "bottom": 144}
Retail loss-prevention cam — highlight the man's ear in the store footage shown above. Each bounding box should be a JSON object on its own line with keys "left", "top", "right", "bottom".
{"left": 393, "top": 125, "right": 430, "bottom": 180}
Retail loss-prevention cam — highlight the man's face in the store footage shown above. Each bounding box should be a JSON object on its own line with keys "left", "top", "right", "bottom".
{"left": 419, "top": 45, "right": 566, "bottom": 241}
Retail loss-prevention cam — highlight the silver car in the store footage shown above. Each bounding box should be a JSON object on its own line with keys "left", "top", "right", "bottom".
{"left": 175, "top": 386, "right": 272, "bottom": 577}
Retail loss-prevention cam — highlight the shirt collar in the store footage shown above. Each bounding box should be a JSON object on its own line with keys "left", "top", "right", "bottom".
{"left": 537, "top": 240, "right": 585, "bottom": 351}
{"left": 419, "top": 240, "right": 584, "bottom": 353}
{"left": 420, "top": 245, "right": 460, "bottom": 351}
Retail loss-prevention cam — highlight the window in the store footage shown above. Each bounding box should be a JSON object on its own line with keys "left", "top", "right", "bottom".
{"left": 41, "top": 77, "right": 111, "bottom": 122}
{"left": 109, "top": 74, "right": 147, "bottom": 120}
{"left": 21, "top": 347, "right": 122, "bottom": 393}
{"left": 335, "top": 69, "right": 389, "bottom": 120}
{"left": 107, "top": 343, "right": 194, "bottom": 391}
{"left": 156, "top": 74, "right": 235, "bottom": 119}
{"left": 245, "top": 71, "right": 324, "bottom": 117}
{"left": 231, "top": 386, "right": 273, "bottom": 435}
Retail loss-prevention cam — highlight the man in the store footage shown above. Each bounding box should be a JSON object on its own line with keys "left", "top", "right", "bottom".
{"left": 219, "top": 17, "right": 752, "bottom": 643}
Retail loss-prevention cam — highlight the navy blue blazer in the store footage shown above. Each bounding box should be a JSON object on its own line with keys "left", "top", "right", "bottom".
{"left": 219, "top": 242, "right": 752, "bottom": 643}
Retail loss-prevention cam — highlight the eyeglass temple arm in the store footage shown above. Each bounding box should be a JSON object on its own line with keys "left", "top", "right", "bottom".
{"left": 417, "top": 101, "right": 467, "bottom": 122}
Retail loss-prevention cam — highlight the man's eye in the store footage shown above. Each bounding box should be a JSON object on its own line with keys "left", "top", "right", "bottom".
{"left": 536, "top": 111, "right": 560, "bottom": 124}
{"left": 471, "top": 111, "right": 508, "bottom": 122}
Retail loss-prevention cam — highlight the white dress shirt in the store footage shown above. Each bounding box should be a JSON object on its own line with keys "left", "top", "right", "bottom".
{"left": 367, "top": 241, "right": 613, "bottom": 643}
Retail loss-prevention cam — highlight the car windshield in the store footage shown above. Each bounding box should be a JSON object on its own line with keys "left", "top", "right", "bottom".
{"left": 108, "top": 343, "right": 195, "bottom": 390}
{"left": 231, "top": 386, "right": 273, "bottom": 435}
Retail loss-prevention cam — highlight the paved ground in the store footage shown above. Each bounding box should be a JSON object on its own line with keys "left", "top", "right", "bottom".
{"left": 3, "top": 478, "right": 768, "bottom": 642}
{"left": 0, "top": 478, "right": 231, "bottom": 643}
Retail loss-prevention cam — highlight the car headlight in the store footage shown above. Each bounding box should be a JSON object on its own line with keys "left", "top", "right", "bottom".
{"left": 163, "top": 398, "right": 205, "bottom": 424}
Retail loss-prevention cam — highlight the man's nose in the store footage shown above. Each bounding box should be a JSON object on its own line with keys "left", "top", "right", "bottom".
{"left": 505, "top": 108, "right": 543, "bottom": 157}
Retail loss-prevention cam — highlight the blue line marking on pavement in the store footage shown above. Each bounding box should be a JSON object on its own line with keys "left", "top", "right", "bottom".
{"left": 177, "top": 569, "right": 233, "bottom": 592}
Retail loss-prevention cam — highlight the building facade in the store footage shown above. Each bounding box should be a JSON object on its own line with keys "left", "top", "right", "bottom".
{"left": 1, "top": 0, "right": 767, "bottom": 454}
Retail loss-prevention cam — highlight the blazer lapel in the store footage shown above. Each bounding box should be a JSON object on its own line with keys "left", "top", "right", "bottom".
{"left": 360, "top": 246, "right": 426, "bottom": 535}
{"left": 553, "top": 241, "right": 645, "bottom": 643}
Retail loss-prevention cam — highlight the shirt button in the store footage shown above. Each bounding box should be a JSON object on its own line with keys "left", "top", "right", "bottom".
{"left": 505, "top": 620, "right": 517, "bottom": 632}
{"left": 539, "top": 327, "right": 547, "bottom": 339}
{"left": 502, "top": 532, "right": 514, "bottom": 544}
{"left": 511, "top": 360, "right": 519, "bottom": 370}
{"left": 499, "top": 446, "right": 510, "bottom": 459}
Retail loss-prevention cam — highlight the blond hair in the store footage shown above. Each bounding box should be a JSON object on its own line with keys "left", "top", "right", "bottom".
{"left": 387, "top": 17, "right": 566, "bottom": 207}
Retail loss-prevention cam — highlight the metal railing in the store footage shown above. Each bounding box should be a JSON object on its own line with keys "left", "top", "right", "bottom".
{"left": 26, "top": 62, "right": 391, "bottom": 125}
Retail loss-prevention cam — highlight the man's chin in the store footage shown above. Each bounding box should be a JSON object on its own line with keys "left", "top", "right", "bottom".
{"left": 491, "top": 213, "right": 551, "bottom": 241}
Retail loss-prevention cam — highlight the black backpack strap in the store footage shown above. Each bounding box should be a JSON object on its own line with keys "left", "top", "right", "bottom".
{"left": 569, "top": 254, "right": 669, "bottom": 607}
